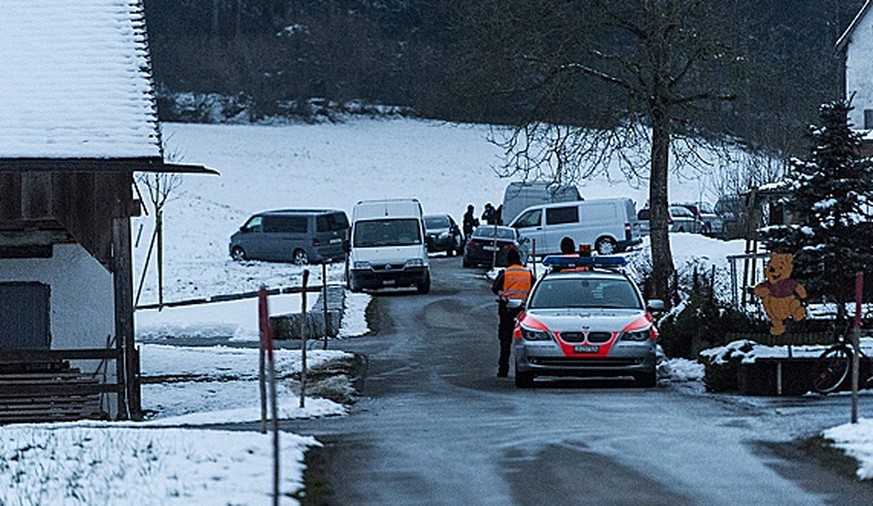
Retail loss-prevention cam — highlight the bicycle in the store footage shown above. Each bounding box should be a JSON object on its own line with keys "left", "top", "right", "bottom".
{"left": 811, "top": 331, "right": 873, "bottom": 394}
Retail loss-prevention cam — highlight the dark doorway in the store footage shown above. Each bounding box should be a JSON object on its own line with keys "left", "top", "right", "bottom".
{"left": 0, "top": 282, "right": 50, "bottom": 350}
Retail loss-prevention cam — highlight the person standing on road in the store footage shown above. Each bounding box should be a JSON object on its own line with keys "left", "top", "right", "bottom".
{"left": 463, "top": 204, "right": 477, "bottom": 241}
{"left": 491, "top": 248, "right": 534, "bottom": 377}
{"left": 482, "top": 202, "right": 498, "bottom": 225}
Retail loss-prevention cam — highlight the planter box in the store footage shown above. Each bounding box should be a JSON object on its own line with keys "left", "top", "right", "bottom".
{"left": 270, "top": 285, "right": 345, "bottom": 339}
{"left": 737, "top": 358, "right": 818, "bottom": 396}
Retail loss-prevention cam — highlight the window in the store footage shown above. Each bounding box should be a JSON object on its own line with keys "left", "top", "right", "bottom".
{"left": 472, "top": 226, "right": 516, "bottom": 240}
{"left": 264, "top": 215, "right": 307, "bottom": 233}
{"left": 513, "top": 209, "right": 541, "bottom": 228}
{"left": 546, "top": 206, "right": 578, "bottom": 225}
{"left": 865, "top": 109, "right": 873, "bottom": 130}
{"left": 424, "top": 215, "right": 450, "bottom": 228}
{"left": 354, "top": 219, "right": 422, "bottom": 247}
{"left": 242, "top": 216, "right": 263, "bottom": 233}
{"left": 529, "top": 278, "right": 642, "bottom": 309}
{"left": 317, "top": 212, "right": 349, "bottom": 233}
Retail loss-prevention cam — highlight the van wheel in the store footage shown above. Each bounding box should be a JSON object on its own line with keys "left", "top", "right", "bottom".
{"left": 292, "top": 249, "right": 309, "bottom": 265}
{"left": 417, "top": 273, "right": 431, "bottom": 294}
{"left": 231, "top": 246, "right": 247, "bottom": 261}
{"left": 595, "top": 237, "right": 617, "bottom": 255}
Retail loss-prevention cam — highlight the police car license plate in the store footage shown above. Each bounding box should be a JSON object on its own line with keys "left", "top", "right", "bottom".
{"left": 574, "top": 345, "right": 599, "bottom": 353}
{"left": 483, "top": 245, "right": 499, "bottom": 251}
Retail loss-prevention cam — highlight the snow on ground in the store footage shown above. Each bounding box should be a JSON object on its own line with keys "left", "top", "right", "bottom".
{"left": 4, "top": 118, "right": 869, "bottom": 502}
{"left": 0, "top": 423, "right": 316, "bottom": 505}
{"left": 824, "top": 418, "right": 873, "bottom": 480}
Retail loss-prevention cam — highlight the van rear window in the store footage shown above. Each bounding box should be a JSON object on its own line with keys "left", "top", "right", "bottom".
{"left": 317, "top": 212, "right": 350, "bottom": 233}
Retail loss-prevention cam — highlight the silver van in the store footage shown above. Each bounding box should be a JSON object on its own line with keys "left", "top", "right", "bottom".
{"left": 229, "top": 209, "right": 349, "bottom": 264}
{"left": 501, "top": 181, "right": 582, "bottom": 225}
{"left": 508, "top": 198, "right": 642, "bottom": 255}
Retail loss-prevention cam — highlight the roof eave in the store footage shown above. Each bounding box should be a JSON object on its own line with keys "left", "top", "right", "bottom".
{"left": 0, "top": 157, "right": 218, "bottom": 175}
{"left": 836, "top": 0, "right": 873, "bottom": 52}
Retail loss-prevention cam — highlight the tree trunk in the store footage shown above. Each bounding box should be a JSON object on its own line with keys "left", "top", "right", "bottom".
{"left": 649, "top": 104, "right": 675, "bottom": 304}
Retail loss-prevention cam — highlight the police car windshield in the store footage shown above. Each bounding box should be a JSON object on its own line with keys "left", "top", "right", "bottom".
{"left": 528, "top": 277, "right": 642, "bottom": 310}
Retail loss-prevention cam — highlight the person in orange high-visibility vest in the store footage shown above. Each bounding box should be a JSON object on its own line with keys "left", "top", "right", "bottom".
{"left": 491, "top": 248, "right": 535, "bottom": 377}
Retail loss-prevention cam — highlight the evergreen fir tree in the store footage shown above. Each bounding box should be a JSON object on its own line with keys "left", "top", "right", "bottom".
{"left": 762, "top": 99, "right": 873, "bottom": 325}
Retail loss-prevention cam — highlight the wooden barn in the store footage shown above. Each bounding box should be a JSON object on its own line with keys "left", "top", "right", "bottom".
{"left": 0, "top": 1, "right": 211, "bottom": 422}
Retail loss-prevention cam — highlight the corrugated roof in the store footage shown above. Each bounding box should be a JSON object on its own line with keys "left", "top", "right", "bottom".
{"left": 0, "top": 0, "right": 162, "bottom": 159}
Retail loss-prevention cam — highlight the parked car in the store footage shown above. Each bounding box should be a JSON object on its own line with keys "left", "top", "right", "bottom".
{"left": 512, "top": 255, "right": 664, "bottom": 388}
{"left": 637, "top": 205, "right": 702, "bottom": 235}
{"left": 424, "top": 214, "right": 464, "bottom": 256}
{"left": 714, "top": 194, "right": 751, "bottom": 239}
{"left": 463, "top": 225, "right": 529, "bottom": 268}
{"left": 673, "top": 201, "right": 723, "bottom": 236}
{"left": 229, "top": 209, "right": 349, "bottom": 264}
{"left": 508, "top": 198, "right": 641, "bottom": 256}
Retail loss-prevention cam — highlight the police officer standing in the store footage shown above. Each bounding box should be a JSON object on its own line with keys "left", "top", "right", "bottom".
{"left": 462, "top": 204, "right": 477, "bottom": 241}
{"left": 490, "top": 248, "right": 535, "bottom": 377}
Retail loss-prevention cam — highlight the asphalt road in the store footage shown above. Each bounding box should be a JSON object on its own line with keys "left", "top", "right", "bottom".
{"left": 283, "top": 256, "right": 873, "bottom": 505}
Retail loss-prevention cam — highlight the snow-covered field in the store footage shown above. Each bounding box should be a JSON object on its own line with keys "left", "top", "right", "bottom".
{"left": 2, "top": 118, "right": 870, "bottom": 505}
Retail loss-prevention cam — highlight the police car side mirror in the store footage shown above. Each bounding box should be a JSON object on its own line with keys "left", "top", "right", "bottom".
{"left": 646, "top": 299, "right": 665, "bottom": 312}
{"left": 505, "top": 299, "right": 524, "bottom": 310}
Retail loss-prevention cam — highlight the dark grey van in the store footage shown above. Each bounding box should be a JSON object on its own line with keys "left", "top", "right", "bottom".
{"left": 229, "top": 209, "right": 349, "bottom": 264}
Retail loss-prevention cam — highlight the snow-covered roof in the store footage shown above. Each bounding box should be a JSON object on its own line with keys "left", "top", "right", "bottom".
{"left": 836, "top": 0, "right": 872, "bottom": 51}
{"left": 0, "top": 0, "right": 161, "bottom": 160}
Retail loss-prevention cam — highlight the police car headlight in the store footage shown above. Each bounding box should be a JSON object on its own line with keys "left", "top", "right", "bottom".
{"left": 520, "top": 325, "right": 551, "bottom": 341}
{"left": 353, "top": 261, "right": 371, "bottom": 269}
{"left": 621, "top": 328, "right": 651, "bottom": 342}
{"left": 405, "top": 258, "right": 424, "bottom": 267}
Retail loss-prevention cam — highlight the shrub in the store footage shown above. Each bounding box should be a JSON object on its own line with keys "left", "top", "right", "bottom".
{"left": 657, "top": 267, "right": 768, "bottom": 358}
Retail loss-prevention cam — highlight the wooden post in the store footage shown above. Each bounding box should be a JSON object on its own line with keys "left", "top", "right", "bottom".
{"left": 531, "top": 239, "right": 537, "bottom": 278}
{"left": 851, "top": 272, "right": 863, "bottom": 424}
{"left": 157, "top": 210, "right": 164, "bottom": 309}
{"left": 112, "top": 217, "right": 135, "bottom": 420}
{"left": 322, "top": 262, "right": 329, "bottom": 349}
{"left": 258, "top": 286, "right": 268, "bottom": 434}
{"left": 300, "top": 269, "right": 310, "bottom": 408}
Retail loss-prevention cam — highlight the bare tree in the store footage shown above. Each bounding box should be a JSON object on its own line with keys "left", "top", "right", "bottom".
{"left": 135, "top": 140, "right": 184, "bottom": 308}
{"left": 447, "top": 0, "right": 746, "bottom": 303}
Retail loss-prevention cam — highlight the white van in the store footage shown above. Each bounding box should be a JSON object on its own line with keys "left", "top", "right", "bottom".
{"left": 348, "top": 198, "right": 431, "bottom": 294}
{"left": 508, "top": 198, "right": 642, "bottom": 255}
{"left": 501, "top": 181, "right": 582, "bottom": 225}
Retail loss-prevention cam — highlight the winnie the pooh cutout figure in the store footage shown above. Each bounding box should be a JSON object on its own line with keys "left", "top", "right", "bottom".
{"left": 754, "top": 252, "right": 808, "bottom": 336}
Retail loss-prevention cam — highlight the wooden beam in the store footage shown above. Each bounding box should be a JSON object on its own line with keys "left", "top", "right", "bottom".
{"left": 0, "top": 230, "right": 73, "bottom": 246}
{"left": 111, "top": 215, "right": 142, "bottom": 420}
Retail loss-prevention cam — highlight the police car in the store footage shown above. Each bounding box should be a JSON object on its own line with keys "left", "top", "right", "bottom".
{"left": 512, "top": 255, "right": 664, "bottom": 388}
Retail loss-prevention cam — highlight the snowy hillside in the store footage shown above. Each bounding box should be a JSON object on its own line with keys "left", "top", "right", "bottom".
{"left": 136, "top": 118, "right": 742, "bottom": 305}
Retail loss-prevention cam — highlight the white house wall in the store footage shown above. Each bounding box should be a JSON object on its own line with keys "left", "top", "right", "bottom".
{"left": 0, "top": 243, "right": 115, "bottom": 349}
{"left": 846, "top": 10, "right": 873, "bottom": 128}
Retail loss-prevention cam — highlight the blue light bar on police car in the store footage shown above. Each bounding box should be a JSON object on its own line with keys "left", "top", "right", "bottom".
{"left": 542, "top": 255, "right": 628, "bottom": 268}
